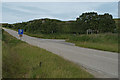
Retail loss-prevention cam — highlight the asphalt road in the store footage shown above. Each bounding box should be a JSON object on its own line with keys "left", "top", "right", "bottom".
{"left": 4, "top": 28, "right": 118, "bottom": 78}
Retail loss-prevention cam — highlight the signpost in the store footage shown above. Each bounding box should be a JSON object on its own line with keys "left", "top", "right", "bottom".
{"left": 18, "top": 29, "right": 23, "bottom": 40}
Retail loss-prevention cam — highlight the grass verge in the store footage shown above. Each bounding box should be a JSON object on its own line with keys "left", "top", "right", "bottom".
{"left": 26, "top": 32, "right": 118, "bottom": 53}
{"left": 67, "top": 33, "right": 118, "bottom": 52}
{"left": 2, "top": 30, "right": 94, "bottom": 78}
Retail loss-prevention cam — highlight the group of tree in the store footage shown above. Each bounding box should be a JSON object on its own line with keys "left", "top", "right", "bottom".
{"left": 2, "top": 12, "right": 117, "bottom": 34}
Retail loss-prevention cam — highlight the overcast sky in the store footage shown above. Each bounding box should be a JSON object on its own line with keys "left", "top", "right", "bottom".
{"left": 2, "top": 2, "right": 118, "bottom": 24}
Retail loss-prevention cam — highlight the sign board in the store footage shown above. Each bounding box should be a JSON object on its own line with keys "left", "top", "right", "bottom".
{"left": 18, "top": 29, "right": 23, "bottom": 35}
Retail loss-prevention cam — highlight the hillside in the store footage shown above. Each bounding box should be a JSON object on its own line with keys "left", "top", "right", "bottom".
{"left": 3, "top": 12, "right": 116, "bottom": 34}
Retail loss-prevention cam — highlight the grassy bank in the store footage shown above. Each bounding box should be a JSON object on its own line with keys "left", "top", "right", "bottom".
{"left": 25, "top": 32, "right": 118, "bottom": 53}
{"left": 67, "top": 33, "right": 118, "bottom": 52}
{"left": 2, "top": 30, "right": 94, "bottom": 78}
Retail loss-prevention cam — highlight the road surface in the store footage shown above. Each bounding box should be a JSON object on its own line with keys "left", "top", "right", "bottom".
{"left": 4, "top": 28, "right": 118, "bottom": 78}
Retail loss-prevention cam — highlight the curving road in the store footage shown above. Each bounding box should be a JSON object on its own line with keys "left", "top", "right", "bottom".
{"left": 3, "top": 28, "right": 118, "bottom": 78}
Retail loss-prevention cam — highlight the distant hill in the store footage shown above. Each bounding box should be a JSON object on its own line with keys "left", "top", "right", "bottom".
{"left": 3, "top": 12, "right": 117, "bottom": 34}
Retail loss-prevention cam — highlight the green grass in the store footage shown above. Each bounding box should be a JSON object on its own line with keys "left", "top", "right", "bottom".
{"left": 0, "top": 29, "right": 2, "bottom": 78}
{"left": 0, "top": 40, "right": 1, "bottom": 79}
{"left": 25, "top": 32, "right": 118, "bottom": 53}
{"left": 2, "top": 30, "right": 94, "bottom": 78}
{"left": 67, "top": 33, "right": 118, "bottom": 52}
{"left": 0, "top": 29, "right": 2, "bottom": 40}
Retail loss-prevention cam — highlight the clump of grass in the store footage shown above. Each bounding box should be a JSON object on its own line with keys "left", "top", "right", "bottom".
{"left": 67, "top": 33, "right": 118, "bottom": 52}
{"left": 2, "top": 31, "right": 94, "bottom": 78}
{"left": 2, "top": 32, "right": 28, "bottom": 78}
